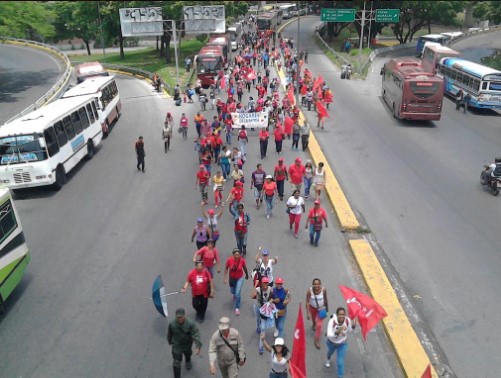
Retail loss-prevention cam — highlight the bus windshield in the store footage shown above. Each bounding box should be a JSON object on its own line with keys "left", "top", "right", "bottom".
{"left": 409, "top": 81, "right": 442, "bottom": 99}
{"left": 257, "top": 19, "right": 270, "bottom": 29}
{"left": 0, "top": 135, "right": 47, "bottom": 164}
{"left": 197, "top": 58, "right": 222, "bottom": 73}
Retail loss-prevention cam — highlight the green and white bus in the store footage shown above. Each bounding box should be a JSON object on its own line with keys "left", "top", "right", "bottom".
{"left": 0, "top": 186, "right": 29, "bottom": 312}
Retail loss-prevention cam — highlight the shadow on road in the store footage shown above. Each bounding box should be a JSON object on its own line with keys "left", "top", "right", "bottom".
{"left": 0, "top": 69, "right": 61, "bottom": 103}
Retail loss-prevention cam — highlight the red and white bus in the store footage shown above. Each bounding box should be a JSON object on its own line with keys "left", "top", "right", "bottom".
{"left": 421, "top": 43, "right": 460, "bottom": 74}
{"left": 381, "top": 58, "right": 445, "bottom": 121}
{"left": 196, "top": 45, "right": 224, "bottom": 88}
{"left": 74, "top": 62, "right": 109, "bottom": 83}
{"left": 206, "top": 35, "right": 230, "bottom": 68}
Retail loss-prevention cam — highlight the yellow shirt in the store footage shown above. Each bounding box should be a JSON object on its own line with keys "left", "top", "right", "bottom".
{"left": 212, "top": 175, "right": 225, "bottom": 191}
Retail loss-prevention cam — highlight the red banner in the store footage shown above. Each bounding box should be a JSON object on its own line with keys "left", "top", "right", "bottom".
{"left": 339, "top": 286, "right": 387, "bottom": 340}
{"left": 290, "top": 305, "right": 307, "bottom": 378}
{"left": 287, "top": 85, "right": 296, "bottom": 107}
{"left": 315, "top": 101, "right": 329, "bottom": 119}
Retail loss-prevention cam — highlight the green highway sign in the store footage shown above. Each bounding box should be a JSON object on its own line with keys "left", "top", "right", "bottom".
{"left": 320, "top": 8, "right": 356, "bottom": 23}
{"left": 375, "top": 9, "right": 400, "bottom": 23}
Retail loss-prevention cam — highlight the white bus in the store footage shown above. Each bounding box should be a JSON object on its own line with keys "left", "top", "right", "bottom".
{"left": 0, "top": 95, "right": 103, "bottom": 190}
{"left": 279, "top": 3, "right": 297, "bottom": 19}
{"left": 227, "top": 23, "right": 242, "bottom": 51}
{"left": 62, "top": 76, "right": 121, "bottom": 137}
{"left": 0, "top": 186, "right": 29, "bottom": 313}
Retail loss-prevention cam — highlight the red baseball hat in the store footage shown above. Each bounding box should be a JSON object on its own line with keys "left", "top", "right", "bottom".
{"left": 275, "top": 277, "right": 284, "bottom": 284}
{"left": 314, "top": 200, "right": 321, "bottom": 205}
{"left": 295, "top": 157, "right": 302, "bottom": 163}
{"left": 278, "top": 157, "right": 284, "bottom": 161}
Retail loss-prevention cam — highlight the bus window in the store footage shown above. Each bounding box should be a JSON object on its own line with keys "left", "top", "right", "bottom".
{"left": 86, "top": 104, "right": 95, "bottom": 124}
{"left": 62, "top": 116, "right": 75, "bottom": 140}
{"left": 79, "top": 107, "right": 90, "bottom": 129}
{"left": 54, "top": 121, "right": 68, "bottom": 147}
{"left": 71, "top": 111, "right": 83, "bottom": 134}
{"left": 44, "top": 127, "right": 60, "bottom": 156}
{"left": 91, "top": 101, "right": 99, "bottom": 119}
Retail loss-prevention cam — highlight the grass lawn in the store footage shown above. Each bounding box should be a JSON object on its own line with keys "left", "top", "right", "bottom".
{"left": 67, "top": 39, "right": 205, "bottom": 89}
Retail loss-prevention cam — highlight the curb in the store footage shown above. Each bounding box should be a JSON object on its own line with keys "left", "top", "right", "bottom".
{"left": 275, "top": 21, "right": 438, "bottom": 378}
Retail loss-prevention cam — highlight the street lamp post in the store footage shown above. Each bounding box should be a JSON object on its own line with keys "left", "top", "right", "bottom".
{"left": 296, "top": 2, "right": 301, "bottom": 107}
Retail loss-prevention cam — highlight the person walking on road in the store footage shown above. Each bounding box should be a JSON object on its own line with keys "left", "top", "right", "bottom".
{"left": 195, "top": 165, "right": 210, "bottom": 205}
{"left": 251, "top": 164, "right": 266, "bottom": 210}
{"left": 301, "top": 122, "right": 310, "bottom": 151}
{"left": 203, "top": 207, "right": 222, "bottom": 245}
{"left": 233, "top": 203, "right": 250, "bottom": 255}
{"left": 260, "top": 335, "right": 290, "bottom": 377}
{"left": 262, "top": 175, "right": 278, "bottom": 219}
{"left": 289, "top": 157, "right": 306, "bottom": 194}
{"left": 191, "top": 217, "right": 211, "bottom": 250}
{"left": 225, "top": 180, "right": 244, "bottom": 217}
{"left": 313, "top": 162, "right": 326, "bottom": 200}
{"left": 180, "top": 113, "right": 189, "bottom": 140}
{"left": 212, "top": 170, "right": 225, "bottom": 208}
{"left": 181, "top": 261, "right": 214, "bottom": 322}
{"left": 305, "top": 200, "right": 328, "bottom": 246}
{"left": 306, "top": 278, "right": 329, "bottom": 350}
{"left": 455, "top": 89, "right": 464, "bottom": 111}
{"left": 135, "top": 136, "right": 145, "bottom": 172}
{"left": 274, "top": 158, "right": 288, "bottom": 201}
{"left": 273, "top": 123, "right": 284, "bottom": 154}
{"left": 271, "top": 277, "right": 291, "bottom": 338}
{"left": 167, "top": 308, "right": 202, "bottom": 378}
{"left": 209, "top": 317, "right": 246, "bottom": 377}
{"left": 463, "top": 92, "right": 471, "bottom": 114}
{"left": 237, "top": 126, "right": 248, "bottom": 156}
{"left": 193, "top": 239, "right": 220, "bottom": 278}
{"left": 224, "top": 248, "right": 249, "bottom": 316}
{"left": 303, "top": 160, "right": 314, "bottom": 199}
{"left": 259, "top": 127, "right": 270, "bottom": 159}
{"left": 163, "top": 112, "right": 174, "bottom": 152}
{"left": 286, "top": 189, "right": 305, "bottom": 239}
{"left": 254, "top": 248, "right": 278, "bottom": 287}
{"left": 324, "top": 307, "right": 357, "bottom": 377}
{"left": 251, "top": 276, "right": 274, "bottom": 354}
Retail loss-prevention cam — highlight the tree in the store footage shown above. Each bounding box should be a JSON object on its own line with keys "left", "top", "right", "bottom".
{"left": 50, "top": 1, "right": 100, "bottom": 55}
{"left": 0, "top": 1, "right": 55, "bottom": 40}
{"left": 390, "top": 1, "right": 465, "bottom": 44}
{"left": 473, "top": 1, "right": 501, "bottom": 25}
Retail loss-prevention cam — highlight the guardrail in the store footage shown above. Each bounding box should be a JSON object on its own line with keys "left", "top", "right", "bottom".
{"left": 1, "top": 37, "right": 72, "bottom": 125}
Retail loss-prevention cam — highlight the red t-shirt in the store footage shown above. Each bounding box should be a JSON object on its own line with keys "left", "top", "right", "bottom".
{"left": 274, "top": 164, "right": 287, "bottom": 181}
{"left": 225, "top": 256, "right": 246, "bottom": 279}
{"left": 308, "top": 208, "right": 327, "bottom": 225}
{"left": 195, "top": 246, "right": 219, "bottom": 268}
{"left": 197, "top": 170, "right": 210, "bottom": 184}
{"left": 187, "top": 268, "right": 211, "bottom": 297}
{"left": 274, "top": 127, "right": 284, "bottom": 142}
{"left": 259, "top": 130, "right": 269, "bottom": 141}
{"left": 289, "top": 164, "right": 305, "bottom": 184}
{"left": 230, "top": 187, "right": 243, "bottom": 202}
{"left": 263, "top": 181, "right": 277, "bottom": 196}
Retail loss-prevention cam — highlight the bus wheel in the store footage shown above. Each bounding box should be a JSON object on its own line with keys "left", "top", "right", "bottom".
{"left": 392, "top": 104, "right": 397, "bottom": 119}
{"left": 104, "top": 120, "right": 110, "bottom": 138}
{"left": 86, "top": 140, "right": 95, "bottom": 160}
{"left": 53, "top": 165, "right": 66, "bottom": 190}
{"left": 0, "top": 296, "right": 5, "bottom": 315}
{"left": 115, "top": 106, "right": 120, "bottom": 121}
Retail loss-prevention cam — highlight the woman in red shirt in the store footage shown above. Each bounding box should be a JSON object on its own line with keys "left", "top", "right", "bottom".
{"left": 259, "top": 128, "right": 269, "bottom": 159}
{"left": 193, "top": 239, "right": 220, "bottom": 277}
{"left": 262, "top": 175, "right": 278, "bottom": 219}
{"left": 223, "top": 248, "right": 249, "bottom": 316}
{"left": 273, "top": 123, "right": 284, "bottom": 154}
{"left": 305, "top": 200, "right": 328, "bottom": 247}
{"left": 274, "top": 158, "right": 288, "bottom": 201}
{"left": 181, "top": 261, "right": 214, "bottom": 322}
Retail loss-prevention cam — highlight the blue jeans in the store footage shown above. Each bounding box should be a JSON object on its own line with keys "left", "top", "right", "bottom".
{"left": 221, "top": 162, "right": 231, "bottom": 179}
{"left": 309, "top": 224, "right": 321, "bottom": 245}
{"left": 254, "top": 303, "right": 273, "bottom": 349}
{"left": 226, "top": 129, "right": 232, "bottom": 144}
{"left": 240, "top": 141, "right": 247, "bottom": 155}
{"left": 326, "top": 339, "right": 348, "bottom": 378}
{"left": 265, "top": 195, "right": 275, "bottom": 216}
{"left": 234, "top": 231, "right": 247, "bottom": 253}
{"left": 230, "top": 277, "right": 244, "bottom": 309}
{"left": 229, "top": 201, "right": 238, "bottom": 217}
{"left": 304, "top": 177, "right": 312, "bottom": 197}
{"left": 269, "top": 372, "right": 288, "bottom": 378}
{"left": 276, "top": 179, "right": 285, "bottom": 199}
{"left": 275, "top": 311, "right": 286, "bottom": 338}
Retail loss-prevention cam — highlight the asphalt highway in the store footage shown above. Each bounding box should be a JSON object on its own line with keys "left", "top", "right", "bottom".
{"left": 282, "top": 17, "right": 501, "bottom": 378}
{"left": 0, "top": 34, "right": 401, "bottom": 378}
{"left": 0, "top": 43, "right": 64, "bottom": 124}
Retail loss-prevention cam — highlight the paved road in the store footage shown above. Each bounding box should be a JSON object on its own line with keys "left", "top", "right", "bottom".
{"left": 451, "top": 31, "right": 501, "bottom": 63}
{"left": 283, "top": 17, "right": 501, "bottom": 378}
{"left": 0, "top": 44, "right": 64, "bottom": 124}
{"left": 0, "top": 34, "right": 401, "bottom": 378}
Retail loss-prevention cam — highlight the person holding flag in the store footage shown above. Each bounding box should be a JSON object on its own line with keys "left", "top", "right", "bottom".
{"left": 324, "top": 307, "right": 357, "bottom": 377}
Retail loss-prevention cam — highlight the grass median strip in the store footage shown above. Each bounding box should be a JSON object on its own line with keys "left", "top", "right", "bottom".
{"left": 349, "top": 239, "right": 438, "bottom": 378}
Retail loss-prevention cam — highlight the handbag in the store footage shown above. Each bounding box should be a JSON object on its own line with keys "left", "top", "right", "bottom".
{"left": 313, "top": 288, "right": 327, "bottom": 319}
{"left": 219, "top": 331, "right": 246, "bottom": 364}
{"left": 286, "top": 198, "right": 299, "bottom": 214}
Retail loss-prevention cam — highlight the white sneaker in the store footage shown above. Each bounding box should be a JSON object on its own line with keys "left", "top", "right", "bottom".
{"left": 274, "top": 330, "right": 279, "bottom": 337}
{"left": 324, "top": 360, "right": 331, "bottom": 368}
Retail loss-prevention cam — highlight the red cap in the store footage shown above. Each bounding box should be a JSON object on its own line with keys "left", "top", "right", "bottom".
{"left": 199, "top": 164, "right": 205, "bottom": 169}
{"left": 261, "top": 277, "right": 270, "bottom": 283}
{"left": 208, "top": 209, "right": 215, "bottom": 215}
{"left": 275, "top": 277, "right": 284, "bottom": 284}
{"left": 278, "top": 157, "right": 284, "bottom": 161}
{"left": 295, "top": 157, "right": 302, "bottom": 163}
{"left": 235, "top": 181, "right": 243, "bottom": 186}
{"left": 314, "top": 200, "right": 321, "bottom": 205}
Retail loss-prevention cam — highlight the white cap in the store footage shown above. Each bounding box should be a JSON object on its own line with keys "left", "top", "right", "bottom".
{"left": 274, "top": 337, "right": 285, "bottom": 346}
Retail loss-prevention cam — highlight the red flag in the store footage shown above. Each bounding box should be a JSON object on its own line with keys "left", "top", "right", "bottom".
{"left": 421, "top": 364, "right": 432, "bottom": 378}
{"left": 315, "top": 101, "right": 329, "bottom": 119}
{"left": 287, "top": 85, "right": 296, "bottom": 107}
{"left": 284, "top": 116, "right": 294, "bottom": 135}
{"left": 339, "top": 286, "right": 387, "bottom": 341}
{"left": 220, "top": 76, "right": 226, "bottom": 89}
{"left": 290, "top": 305, "right": 307, "bottom": 378}
{"left": 312, "top": 75, "right": 324, "bottom": 92}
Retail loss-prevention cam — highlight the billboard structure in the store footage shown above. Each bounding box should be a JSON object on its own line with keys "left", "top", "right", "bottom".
{"left": 183, "top": 5, "right": 226, "bottom": 34}
{"left": 119, "top": 7, "right": 163, "bottom": 37}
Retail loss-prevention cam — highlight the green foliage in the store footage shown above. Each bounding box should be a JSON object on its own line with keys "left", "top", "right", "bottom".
{"left": 0, "top": 1, "right": 55, "bottom": 40}
{"left": 473, "top": 1, "right": 501, "bottom": 24}
{"left": 50, "top": 1, "right": 100, "bottom": 46}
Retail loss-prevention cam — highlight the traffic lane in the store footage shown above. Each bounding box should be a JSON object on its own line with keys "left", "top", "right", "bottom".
{"left": 0, "top": 44, "right": 64, "bottom": 124}
{"left": 290, "top": 18, "right": 501, "bottom": 377}
{"left": 0, "top": 75, "right": 400, "bottom": 377}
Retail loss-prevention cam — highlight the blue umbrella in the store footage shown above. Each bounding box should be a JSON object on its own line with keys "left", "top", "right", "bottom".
{"left": 151, "top": 275, "right": 179, "bottom": 317}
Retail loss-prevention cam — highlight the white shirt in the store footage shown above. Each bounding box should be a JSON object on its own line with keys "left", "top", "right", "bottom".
{"left": 309, "top": 287, "right": 325, "bottom": 309}
{"left": 313, "top": 168, "right": 325, "bottom": 185}
{"left": 286, "top": 196, "right": 304, "bottom": 215}
{"left": 257, "top": 258, "right": 275, "bottom": 283}
{"left": 326, "top": 314, "right": 353, "bottom": 344}
{"left": 271, "top": 351, "right": 288, "bottom": 373}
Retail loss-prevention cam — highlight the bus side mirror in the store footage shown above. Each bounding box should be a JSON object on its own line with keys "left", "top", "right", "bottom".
{"left": 380, "top": 68, "right": 384, "bottom": 75}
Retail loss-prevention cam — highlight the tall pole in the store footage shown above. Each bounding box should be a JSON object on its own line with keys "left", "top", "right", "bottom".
{"left": 358, "top": 1, "right": 366, "bottom": 73}
{"left": 367, "top": 1, "right": 373, "bottom": 48}
{"left": 97, "top": 1, "right": 106, "bottom": 55}
{"left": 296, "top": 2, "right": 300, "bottom": 107}
{"left": 171, "top": 20, "right": 180, "bottom": 86}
